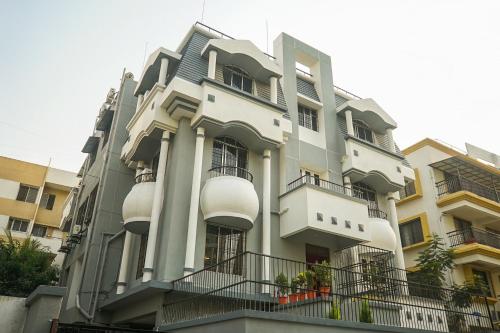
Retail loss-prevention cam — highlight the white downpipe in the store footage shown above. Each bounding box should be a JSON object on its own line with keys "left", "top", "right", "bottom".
{"left": 158, "top": 58, "right": 169, "bottom": 85}
{"left": 387, "top": 193, "right": 405, "bottom": 271}
{"left": 345, "top": 110, "right": 354, "bottom": 136}
{"left": 262, "top": 149, "right": 271, "bottom": 292}
{"left": 270, "top": 77, "right": 278, "bottom": 104}
{"left": 116, "top": 231, "right": 133, "bottom": 294}
{"left": 143, "top": 132, "right": 170, "bottom": 282}
{"left": 208, "top": 50, "right": 217, "bottom": 79}
{"left": 184, "top": 127, "right": 205, "bottom": 275}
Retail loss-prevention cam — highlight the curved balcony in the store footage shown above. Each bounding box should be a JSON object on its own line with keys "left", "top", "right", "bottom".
{"left": 367, "top": 216, "right": 397, "bottom": 252}
{"left": 200, "top": 166, "right": 259, "bottom": 230}
{"left": 122, "top": 173, "right": 156, "bottom": 234}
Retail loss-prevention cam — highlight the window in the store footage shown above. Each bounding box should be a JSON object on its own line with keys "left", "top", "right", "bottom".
{"left": 32, "top": 224, "right": 47, "bottom": 237}
{"left": 204, "top": 224, "right": 246, "bottom": 275}
{"left": 399, "top": 179, "right": 416, "bottom": 199}
{"left": 9, "top": 217, "right": 29, "bottom": 232}
{"left": 75, "top": 185, "right": 98, "bottom": 226}
{"left": 301, "top": 169, "right": 320, "bottom": 186}
{"left": 298, "top": 104, "right": 318, "bottom": 131}
{"left": 136, "top": 234, "right": 148, "bottom": 279}
{"left": 353, "top": 120, "right": 374, "bottom": 143}
{"left": 211, "top": 137, "right": 248, "bottom": 178}
{"left": 353, "top": 182, "right": 378, "bottom": 209}
{"left": 472, "top": 269, "right": 493, "bottom": 297}
{"left": 400, "top": 218, "right": 424, "bottom": 247}
{"left": 16, "top": 185, "right": 39, "bottom": 203}
{"left": 223, "top": 66, "right": 253, "bottom": 94}
{"left": 40, "top": 193, "right": 56, "bottom": 210}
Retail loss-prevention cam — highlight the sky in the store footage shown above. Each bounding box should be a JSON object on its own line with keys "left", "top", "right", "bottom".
{"left": 0, "top": 0, "right": 498, "bottom": 172}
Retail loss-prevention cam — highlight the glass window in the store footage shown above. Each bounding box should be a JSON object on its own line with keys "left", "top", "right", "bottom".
{"left": 472, "top": 269, "right": 493, "bottom": 297}
{"left": 204, "top": 224, "right": 246, "bottom": 275}
{"left": 40, "top": 193, "right": 56, "bottom": 210}
{"left": 353, "top": 120, "right": 374, "bottom": 143}
{"left": 223, "top": 66, "right": 253, "bottom": 94}
{"left": 211, "top": 137, "right": 248, "bottom": 178}
{"left": 399, "top": 179, "right": 416, "bottom": 199}
{"left": 16, "top": 184, "right": 39, "bottom": 203}
{"left": 32, "top": 224, "right": 47, "bottom": 237}
{"left": 300, "top": 169, "right": 320, "bottom": 186}
{"left": 9, "top": 217, "right": 30, "bottom": 232}
{"left": 400, "top": 218, "right": 424, "bottom": 247}
{"left": 298, "top": 104, "right": 318, "bottom": 131}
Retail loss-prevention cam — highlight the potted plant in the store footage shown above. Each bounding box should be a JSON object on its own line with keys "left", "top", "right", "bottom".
{"left": 314, "top": 260, "right": 332, "bottom": 299}
{"left": 359, "top": 299, "right": 373, "bottom": 323}
{"left": 296, "top": 272, "right": 307, "bottom": 301}
{"left": 275, "top": 272, "right": 289, "bottom": 305}
{"left": 289, "top": 277, "right": 299, "bottom": 304}
{"left": 329, "top": 300, "right": 341, "bottom": 320}
{"left": 304, "top": 269, "right": 316, "bottom": 299}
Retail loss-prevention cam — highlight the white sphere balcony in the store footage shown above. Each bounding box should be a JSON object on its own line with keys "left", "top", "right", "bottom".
{"left": 366, "top": 209, "right": 397, "bottom": 252}
{"left": 200, "top": 166, "right": 259, "bottom": 230}
{"left": 122, "top": 173, "right": 156, "bottom": 234}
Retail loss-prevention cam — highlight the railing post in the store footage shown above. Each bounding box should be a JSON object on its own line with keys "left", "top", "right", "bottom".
{"left": 486, "top": 296, "right": 495, "bottom": 329}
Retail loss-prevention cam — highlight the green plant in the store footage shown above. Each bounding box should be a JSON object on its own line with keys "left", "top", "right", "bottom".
{"left": 290, "top": 277, "right": 299, "bottom": 294}
{"left": 314, "top": 260, "right": 332, "bottom": 287}
{"left": 359, "top": 299, "right": 373, "bottom": 323}
{"left": 275, "top": 272, "right": 289, "bottom": 296}
{"left": 296, "top": 272, "right": 307, "bottom": 290}
{"left": 451, "top": 277, "right": 490, "bottom": 308}
{"left": 304, "top": 270, "right": 315, "bottom": 289}
{"left": 329, "top": 300, "right": 341, "bottom": 320}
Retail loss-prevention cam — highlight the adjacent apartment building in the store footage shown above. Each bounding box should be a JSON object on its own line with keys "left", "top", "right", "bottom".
{"left": 396, "top": 138, "right": 500, "bottom": 322}
{"left": 56, "top": 23, "right": 495, "bottom": 333}
{"left": 0, "top": 156, "right": 79, "bottom": 265}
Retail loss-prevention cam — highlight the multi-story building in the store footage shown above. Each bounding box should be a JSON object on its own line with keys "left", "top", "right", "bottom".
{"left": 396, "top": 138, "right": 500, "bottom": 321}
{"left": 57, "top": 23, "right": 494, "bottom": 333}
{"left": 0, "top": 156, "right": 79, "bottom": 265}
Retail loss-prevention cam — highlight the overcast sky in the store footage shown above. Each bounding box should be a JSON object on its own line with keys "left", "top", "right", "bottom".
{"left": 0, "top": 0, "right": 498, "bottom": 172}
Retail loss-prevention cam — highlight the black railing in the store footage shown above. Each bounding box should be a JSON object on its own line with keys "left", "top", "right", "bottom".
{"left": 162, "top": 251, "right": 493, "bottom": 332}
{"left": 286, "top": 175, "right": 364, "bottom": 199}
{"left": 436, "top": 176, "right": 499, "bottom": 203}
{"left": 57, "top": 323, "right": 157, "bottom": 333}
{"left": 448, "top": 228, "right": 500, "bottom": 250}
{"left": 135, "top": 172, "right": 155, "bottom": 183}
{"left": 368, "top": 208, "right": 388, "bottom": 220}
{"left": 399, "top": 181, "right": 417, "bottom": 200}
{"left": 208, "top": 166, "right": 254, "bottom": 183}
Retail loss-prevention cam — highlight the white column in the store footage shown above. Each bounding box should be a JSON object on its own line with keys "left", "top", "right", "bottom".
{"left": 386, "top": 128, "right": 396, "bottom": 153}
{"left": 143, "top": 132, "right": 170, "bottom": 282}
{"left": 158, "top": 58, "right": 169, "bottom": 85}
{"left": 345, "top": 110, "right": 354, "bottom": 136}
{"left": 262, "top": 149, "right": 271, "bottom": 290}
{"left": 270, "top": 77, "right": 278, "bottom": 104}
{"left": 184, "top": 127, "right": 205, "bottom": 275}
{"left": 387, "top": 192, "right": 406, "bottom": 271}
{"left": 343, "top": 176, "right": 352, "bottom": 196}
{"left": 136, "top": 94, "right": 144, "bottom": 113}
{"left": 208, "top": 50, "right": 217, "bottom": 79}
{"left": 278, "top": 138, "right": 288, "bottom": 195}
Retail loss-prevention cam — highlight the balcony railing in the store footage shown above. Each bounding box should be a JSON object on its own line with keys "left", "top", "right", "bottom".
{"left": 448, "top": 228, "right": 500, "bottom": 250}
{"left": 208, "top": 166, "right": 254, "bottom": 183}
{"left": 162, "top": 251, "right": 494, "bottom": 332}
{"left": 135, "top": 172, "right": 155, "bottom": 183}
{"left": 436, "top": 176, "right": 499, "bottom": 203}
{"left": 287, "top": 174, "right": 364, "bottom": 199}
{"left": 368, "top": 208, "right": 388, "bottom": 220}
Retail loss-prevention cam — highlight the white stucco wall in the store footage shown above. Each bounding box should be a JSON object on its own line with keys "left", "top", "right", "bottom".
{"left": 0, "top": 179, "right": 20, "bottom": 200}
{"left": 0, "top": 295, "right": 27, "bottom": 333}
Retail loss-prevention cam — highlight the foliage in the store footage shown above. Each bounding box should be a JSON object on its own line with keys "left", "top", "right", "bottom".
{"left": 296, "top": 272, "right": 307, "bottom": 290}
{"left": 275, "top": 272, "right": 289, "bottom": 296}
{"left": 451, "top": 277, "right": 490, "bottom": 308}
{"left": 0, "top": 231, "right": 59, "bottom": 297}
{"left": 304, "top": 270, "right": 315, "bottom": 289}
{"left": 359, "top": 299, "right": 373, "bottom": 323}
{"left": 290, "top": 277, "right": 299, "bottom": 294}
{"left": 313, "top": 260, "right": 332, "bottom": 287}
{"left": 329, "top": 300, "right": 341, "bottom": 320}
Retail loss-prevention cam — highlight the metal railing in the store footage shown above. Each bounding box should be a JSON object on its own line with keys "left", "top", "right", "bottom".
{"left": 368, "top": 208, "right": 388, "bottom": 220}
{"left": 208, "top": 166, "right": 254, "bottom": 183}
{"left": 135, "top": 172, "right": 155, "bottom": 183}
{"left": 399, "top": 181, "right": 417, "bottom": 200}
{"left": 448, "top": 228, "right": 500, "bottom": 250}
{"left": 162, "top": 251, "right": 494, "bottom": 332}
{"left": 56, "top": 323, "right": 157, "bottom": 333}
{"left": 436, "top": 176, "right": 499, "bottom": 203}
{"left": 334, "top": 85, "right": 362, "bottom": 100}
{"left": 286, "top": 174, "right": 364, "bottom": 199}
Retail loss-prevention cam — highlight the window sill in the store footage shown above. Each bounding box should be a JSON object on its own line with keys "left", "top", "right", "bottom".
{"left": 403, "top": 240, "right": 431, "bottom": 251}
{"left": 396, "top": 193, "right": 422, "bottom": 206}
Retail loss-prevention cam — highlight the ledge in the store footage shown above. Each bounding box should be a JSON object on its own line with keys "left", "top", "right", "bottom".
{"left": 99, "top": 280, "right": 173, "bottom": 311}
{"left": 25, "top": 285, "right": 66, "bottom": 306}
{"left": 345, "top": 135, "right": 405, "bottom": 160}
{"left": 436, "top": 191, "right": 500, "bottom": 213}
{"left": 279, "top": 181, "right": 367, "bottom": 206}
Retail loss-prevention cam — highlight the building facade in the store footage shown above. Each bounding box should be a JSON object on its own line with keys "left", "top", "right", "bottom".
{"left": 396, "top": 138, "right": 500, "bottom": 323}
{"left": 0, "top": 156, "right": 79, "bottom": 265}
{"left": 57, "top": 23, "right": 494, "bottom": 332}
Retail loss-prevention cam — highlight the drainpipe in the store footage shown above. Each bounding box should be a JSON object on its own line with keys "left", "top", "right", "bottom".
{"left": 262, "top": 149, "right": 271, "bottom": 292}
{"left": 27, "top": 158, "right": 51, "bottom": 236}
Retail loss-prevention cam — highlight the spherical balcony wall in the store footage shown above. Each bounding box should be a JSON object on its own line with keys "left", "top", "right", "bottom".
{"left": 200, "top": 166, "right": 259, "bottom": 230}
{"left": 367, "top": 215, "right": 397, "bottom": 253}
{"left": 122, "top": 173, "right": 156, "bottom": 234}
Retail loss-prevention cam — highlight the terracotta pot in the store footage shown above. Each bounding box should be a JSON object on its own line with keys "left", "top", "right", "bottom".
{"left": 278, "top": 295, "right": 288, "bottom": 305}
{"left": 306, "top": 290, "right": 316, "bottom": 300}
{"left": 320, "top": 286, "right": 331, "bottom": 299}
{"left": 289, "top": 293, "right": 299, "bottom": 304}
{"left": 298, "top": 292, "right": 306, "bottom": 301}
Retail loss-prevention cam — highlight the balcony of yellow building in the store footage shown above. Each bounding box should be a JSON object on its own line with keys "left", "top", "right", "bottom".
{"left": 448, "top": 228, "right": 500, "bottom": 268}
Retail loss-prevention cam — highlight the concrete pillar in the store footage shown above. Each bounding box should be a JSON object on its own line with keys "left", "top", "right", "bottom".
{"left": 143, "top": 133, "right": 170, "bottom": 282}
{"left": 270, "top": 77, "right": 278, "bottom": 104}
{"left": 208, "top": 50, "right": 217, "bottom": 79}
{"left": 345, "top": 110, "right": 354, "bottom": 136}
{"left": 343, "top": 175, "right": 352, "bottom": 196}
{"left": 262, "top": 149, "right": 271, "bottom": 290}
{"left": 136, "top": 94, "right": 144, "bottom": 113}
{"left": 278, "top": 138, "right": 288, "bottom": 194}
{"left": 387, "top": 192, "right": 406, "bottom": 271}
{"left": 184, "top": 127, "right": 205, "bottom": 275}
{"left": 386, "top": 128, "right": 396, "bottom": 153}
{"left": 158, "top": 58, "right": 169, "bottom": 85}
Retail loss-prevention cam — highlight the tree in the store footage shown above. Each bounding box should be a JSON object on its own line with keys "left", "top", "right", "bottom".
{"left": 0, "top": 231, "right": 59, "bottom": 297}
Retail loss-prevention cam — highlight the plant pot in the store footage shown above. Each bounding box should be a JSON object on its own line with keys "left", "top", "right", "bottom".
{"left": 306, "top": 290, "right": 316, "bottom": 300}
{"left": 289, "top": 293, "right": 299, "bottom": 304}
{"left": 298, "top": 292, "right": 306, "bottom": 301}
{"left": 278, "top": 295, "right": 288, "bottom": 305}
{"left": 320, "top": 286, "right": 331, "bottom": 299}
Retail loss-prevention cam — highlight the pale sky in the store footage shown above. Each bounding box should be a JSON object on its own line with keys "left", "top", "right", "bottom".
{"left": 0, "top": 0, "right": 498, "bottom": 172}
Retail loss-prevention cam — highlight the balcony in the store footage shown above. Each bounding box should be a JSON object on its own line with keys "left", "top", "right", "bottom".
{"left": 122, "top": 173, "right": 156, "bottom": 234}
{"left": 200, "top": 166, "right": 259, "bottom": 230}
{"left": 448, "top": 228, "right": 500, "bottom": 267}
{"left": 437, "top": 176, "right": 499, "bottom": 203}
{"left": 279, "top": 175, "right": 371, "bottom": 246}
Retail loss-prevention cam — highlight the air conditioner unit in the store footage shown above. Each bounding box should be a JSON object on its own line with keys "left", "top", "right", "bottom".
{"left": 73, "top": 225, "right": 81, "bottom": 234}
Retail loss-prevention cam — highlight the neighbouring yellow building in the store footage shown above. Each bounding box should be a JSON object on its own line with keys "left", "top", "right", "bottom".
{"left": 0, "top": 156, "right": 79, "bottom": 266}
{"left": 396, "top": 138, "right": 500, "bottom": 323}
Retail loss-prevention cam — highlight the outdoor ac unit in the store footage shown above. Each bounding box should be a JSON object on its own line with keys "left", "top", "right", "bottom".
{"left": 73, "top": 225, "right": 81, "bottom": 234}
